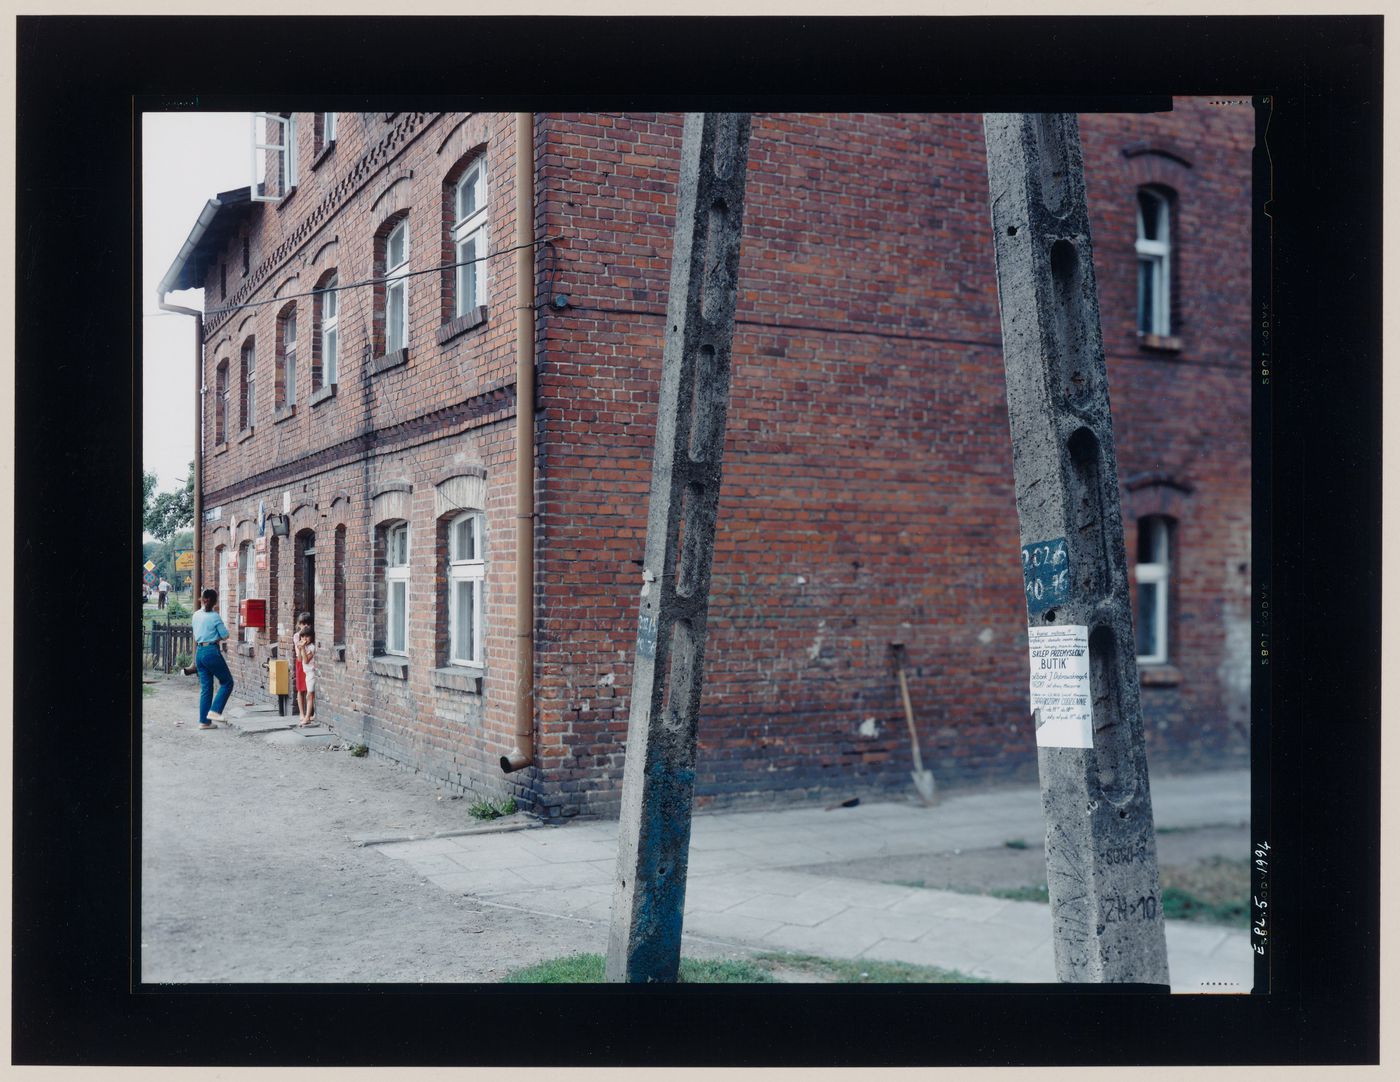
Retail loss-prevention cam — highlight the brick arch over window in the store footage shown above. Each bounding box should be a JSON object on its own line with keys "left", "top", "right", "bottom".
{"left": 433, "top": 470, "right": 486, "bottom": 519}
{"left": 371, "top": 483, "right": 413, "bottom": 525}
{"left": 1122, "top": 143, "right": 1196, "bottom": 192}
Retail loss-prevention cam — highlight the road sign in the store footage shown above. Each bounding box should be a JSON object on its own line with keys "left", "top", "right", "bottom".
{"left": 175, "top": 550, "right": 195, "bottom": 571}
{"left": 143, "top": 571, "right": 157, "bottom": 587}
{"left": 144, "top": 560, "right": 156, "bottom": 572}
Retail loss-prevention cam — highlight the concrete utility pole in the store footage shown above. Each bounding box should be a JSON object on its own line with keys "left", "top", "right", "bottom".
{"left": 982, "top": 113, "right": 1170, "bottom": 984}
{"left": 606, "top": 113, "right": 753, "bottom": 983}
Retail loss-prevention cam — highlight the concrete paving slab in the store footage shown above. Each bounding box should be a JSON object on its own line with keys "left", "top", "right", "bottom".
{"left": 682, "top": 880, "right": 763, "bottom": 914}
{"left": 385, "top": 836, "right": 484, "bottom": 859}
{"left": 686, "top": 848, "right": 769, "bottom": 875}
{"left": 228, "top": 714, "right": 296, "bottom": 735}
{"left": 440, "top": 846, "right": 549, "bottom": 872}
{"left": 790, "top": 876, "right": 915, "bottom": 911}
{"left": 761, "top": 912, "right": 886, "bottom": 957}
{"left": 890, "top": 888, "right": 1017, "bottom": 924}
{"left": 728, "top": 891, "right": 850, "bottom": 927}
{"left": 684, "top": 910, "right": 785, "bottom": 942}
{"left": 510, "top": 859, "right": 613, "bottom": 888}
{"left": 428, "top": 867, "right": 535, "bottom": 895}
{"left": 264, "top": 729, "right": 337, "bottom": 747}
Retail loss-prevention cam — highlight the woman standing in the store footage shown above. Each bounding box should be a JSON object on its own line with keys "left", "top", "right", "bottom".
{"left": 192, "top": 588, "right": 234, "bottom": 729}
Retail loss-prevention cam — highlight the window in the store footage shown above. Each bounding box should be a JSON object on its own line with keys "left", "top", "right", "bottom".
{"left": 239, "top": 541, "right": 255, "bottom": 643}
{"left": 294, "top": 528, "right": 317, "bottom": 632}
{"left": 277, "top": 304, "right": 297, "bottom": 409}
{"left": 384, "top": 220, "right": 409, "bottom": 354}
{"left": 220, "top": 262, "right": 226, "bottom": 300}
{"left": 333, "top": 525, "right": 347, "bottom": 648}
{"left": 242, "top": 233, "right": 250, "bottom": 276}
{"left": 1134, "top": 516, "right": 1171, "bottom": 664}
{"left": 252, "top": 112, "right": 297, "bottom": 202}
{"left": 217, "top": 546, "right": 230, "bottom": 627}
{"left": 447, "top": 512, "right": 485, "bottom": 665}
{"left": 453, "top": 160, "right": 489, "bottom": 316}
{"left": 214, "top": 361, "right": 229, "bottom": 444}
{"left": 314, "top": 273, "right": 339, "bottom": 389}
{"left": 384, "top": 522, "right": 409, "bottom": 655}
{"left": 1135, "top": 188, "right": 1171, "bottom": 336}
{"left": 324, "top": 111, "right": 337, "bottom": 143}
{"left": 239, "top": 339, "right": 256, "bottom": 430}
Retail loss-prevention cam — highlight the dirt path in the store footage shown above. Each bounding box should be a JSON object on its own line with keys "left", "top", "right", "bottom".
{"left": 141, "top": 676, "right": 614, "bottom": 982}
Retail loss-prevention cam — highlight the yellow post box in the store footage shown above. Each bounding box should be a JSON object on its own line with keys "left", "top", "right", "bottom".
{"left": 268, "top": 658, "right": 290, "bottom": 695}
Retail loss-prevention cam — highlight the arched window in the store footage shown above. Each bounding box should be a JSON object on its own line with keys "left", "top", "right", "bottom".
{"left": 239, "top": 337, "right": 256, "bottom": 430}
{"left": 1134, "top": 516, "right": 1173, "bottom": 664}
{"left": 214, "top": 360, "right": 229, "bottom": 444}
{"left": 333, "top": 524, "right": 347, "bottom": 650}
{"left": 453, "top": 158, "right": 488, "bottom": 317}
{"left": 276, "top": 303, "right": 297, "bottom": 409}
{"left": 379, "top": 521, "right": 410, "bottom": 655}
{"left": 446, "top": 511, "right": 485, "bottom": 665}
{"left": 383, "top": 219, "right": 409, "bottom": 354}
{"left": 313, "top": 272, "right": 339, "bottom": 389}
{"left": 1135, "top": 187, "right": 1172, "bottom": 336}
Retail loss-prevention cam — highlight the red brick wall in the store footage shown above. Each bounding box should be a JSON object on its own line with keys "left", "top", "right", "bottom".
{"left": 193, "top": 106, "right": 1251, "bottom": 820}
{"left": 534, "top": 103, "right": 1251, "bottom": 818}
{"left": 198, "top": 112, "right": 535, "bottom": 808}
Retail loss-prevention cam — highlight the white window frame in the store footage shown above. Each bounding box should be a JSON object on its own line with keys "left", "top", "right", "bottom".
{"left": 447, "top": 511, "right": 485, "bottom": 666}
{"left": 241, "top": 341, "right": 256, "bottom": 429}
{"left": 282, "top": 307, "right": 297, "bottom": 407}
{"left": 385, "top": 522, "right": 410, "bottom": 656}
{"left": 1135, "top": 188, "right": 1171, "bottom": 337}
{"left": 251, "top": 112, "right": 298, "bottom": 202}
{"left": 1134, "top": 517, "right": 1170, "bottom": 665}
{"left": 218, "top": 549, "right": 231, "bottom": 627}
{"left": 240, "top": 542, "right": 257, "bottom": 643}
{"left": 453, "top": 161, "right": 489, "bottom": 317}
{"left": 384, "top": 220, "right": 409, "bottom": 353}
{"left": 319, "top": 276, "right": 339, "bottom": 387}
{"left": 323, "top": 111, "right": 337, "bottom": 144}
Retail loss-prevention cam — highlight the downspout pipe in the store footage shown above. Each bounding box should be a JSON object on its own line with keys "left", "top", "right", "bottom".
{"left": 502, "top": 111, "right": 537, "bottom": 774}
{"left": 155, "top": 291, "right": 204, "bottom": 597}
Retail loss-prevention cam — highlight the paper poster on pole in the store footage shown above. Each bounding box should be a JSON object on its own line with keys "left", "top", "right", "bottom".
{"left": 1028, "top": 624, "right": 1093, "bottom": 748}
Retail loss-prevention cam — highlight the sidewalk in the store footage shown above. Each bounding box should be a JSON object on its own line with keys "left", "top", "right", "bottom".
{"left": 365, "top": 766, "right": 1253, "bottom": 992}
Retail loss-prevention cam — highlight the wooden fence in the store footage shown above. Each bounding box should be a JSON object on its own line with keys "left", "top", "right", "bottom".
{"left": 147, "top": 620, "right": 194, "bottom": 674}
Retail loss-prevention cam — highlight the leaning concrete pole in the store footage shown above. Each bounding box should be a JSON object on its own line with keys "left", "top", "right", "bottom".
{"left": 605, "top": 113, "right": 753, "bottom": 983}
{"left": 982, "top": 113, "right": 1170, "bottom": 984}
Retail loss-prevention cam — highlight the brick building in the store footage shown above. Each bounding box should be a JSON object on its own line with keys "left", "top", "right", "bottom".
{"left": 158, "top": 104, "right": 1251, "bottom": 819}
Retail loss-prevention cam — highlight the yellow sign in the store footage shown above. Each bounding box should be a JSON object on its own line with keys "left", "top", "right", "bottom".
{"left": 175, "top": 550, "right": 196, "bottom": 571}
{"left": 143, "top": 560, "right": 156, "bottom": 572}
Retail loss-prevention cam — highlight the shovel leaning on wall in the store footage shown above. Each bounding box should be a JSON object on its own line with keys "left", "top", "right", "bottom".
{"left": 890, "top": 642, "right": 940, "bottom": 806}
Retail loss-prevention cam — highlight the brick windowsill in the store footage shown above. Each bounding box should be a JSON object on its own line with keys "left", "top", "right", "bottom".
{"left": 236, "top": 643, "right": 255, "bottom": 658}
{"left": 1138, "top": 333, "right": 1183, "bottom": 354}
{"left": 237, "top": 426, "right": 256, "bottom": 444}
{"left": 333, "top": 643, "right": 346, "bottom": 663}
{"left": 310, "top": 140, "right": 336, "bottom": 171}
{"left": 213, "top": 441, "right": 229, "bottom": 456}
{"left": 370, "top": 655, "right": 409, "bottom": 679}
{"left": 436, "top": 306, "right": 489, "bottom": 345}
{"left": 1138, "top": 664, "right": 1183, "bottom": 687}
{"left": 273, "top": 404, "right": 296, "bottom": 424}
{"left": 371, "top": 348, "right": 409, "bottom": 374}
{"left": 432, "top": 665, "right": 485, "bottom": 694}
{"left": 309, "top": 383, "right": 337, "bottom": 407}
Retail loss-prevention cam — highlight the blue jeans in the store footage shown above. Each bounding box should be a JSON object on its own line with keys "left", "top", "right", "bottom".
{"left": 196, "top": 643, "right": 234, "bottom": 724}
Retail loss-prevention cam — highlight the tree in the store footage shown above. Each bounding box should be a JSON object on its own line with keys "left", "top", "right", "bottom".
{"left": 146, "top": 462, "right": 195, "bottom": 541}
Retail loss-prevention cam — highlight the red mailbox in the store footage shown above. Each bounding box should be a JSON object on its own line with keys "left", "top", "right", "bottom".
{"left": 240, "top": 598, "right": 267, "bottom": 629}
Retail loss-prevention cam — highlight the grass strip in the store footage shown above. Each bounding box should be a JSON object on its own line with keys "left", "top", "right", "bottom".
{"left": 503, "top": 951, "right": 986, "bottom": 984}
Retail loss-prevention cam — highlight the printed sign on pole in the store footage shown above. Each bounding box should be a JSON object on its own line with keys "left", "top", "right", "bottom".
{"left": 143, "top": 560, "right": 156, "bottom": 572}
{"left": 1028, "top": 624, "right": 1093, "bottom": 748}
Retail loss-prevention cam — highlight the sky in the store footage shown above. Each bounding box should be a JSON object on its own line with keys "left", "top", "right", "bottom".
{"left": 142, "top": 112, "right": 252, "bottom": 492}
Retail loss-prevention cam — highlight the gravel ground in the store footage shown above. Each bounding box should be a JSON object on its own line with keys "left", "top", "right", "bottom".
{"left": 140, "top": 675, "right": 618, "bottom": 983}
